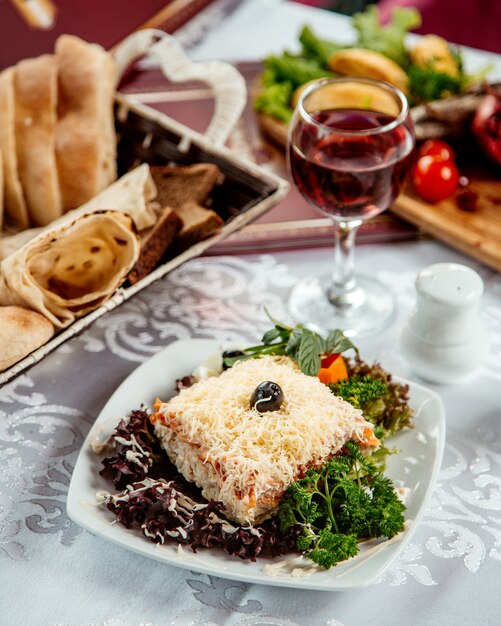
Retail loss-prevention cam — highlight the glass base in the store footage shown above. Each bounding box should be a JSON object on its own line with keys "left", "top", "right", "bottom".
{"left": 288, "top": 272, "right": 395, "bottom": 338}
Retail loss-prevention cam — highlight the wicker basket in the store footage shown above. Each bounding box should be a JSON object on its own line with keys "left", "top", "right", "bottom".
{"left": 0, "top": 31, "right": 289, "bottom": 386}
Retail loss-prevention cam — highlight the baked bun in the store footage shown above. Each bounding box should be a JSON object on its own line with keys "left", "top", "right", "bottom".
{"left": 0, "top": 305, "right": 54, "bottom": 371}
{"left": 327, "top": 48, "right": 409, "bottom": 94}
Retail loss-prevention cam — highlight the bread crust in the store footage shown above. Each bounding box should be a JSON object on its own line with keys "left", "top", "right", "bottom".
{"left": 0, "top": 305, "right": 54, "bottom": 371}
{"left": 0, "top": 68, "right": 29, "bottom": 229}
{"left": 174, "top": 201, "right": 224, "bottom": 252}
{"left": 150, "top": 163, "right": 221, "bottom": 208}
{"left": 55, "top": 35, "right": 117, "bottom": 212}
{"left": 328, "top": 48, "right": 409, "bottom": 94}
{"left": 128, "top": 207, "right": 182, "bottom": 285}
{"left": 0, "top": 211, "right": 140, "bottom": 328}
{"left": 0, "top": 148, "right": 3, "bottom": 229}
{"left": 14, "top": 54, "right": 62, "bottom": 226}
{"left": 149, "top": 163, "right": 224, "bottom": 253}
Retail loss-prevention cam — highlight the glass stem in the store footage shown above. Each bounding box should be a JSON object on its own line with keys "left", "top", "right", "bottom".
{"left": 328, "top": 220, "right": 365, "bottom": 309}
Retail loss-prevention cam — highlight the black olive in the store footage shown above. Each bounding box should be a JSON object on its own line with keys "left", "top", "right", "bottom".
{"left": 250, "top": 381, "right": 284, "bottom": 412}
{"left": 222, "top": 349, "right": 245, "bottom": 370}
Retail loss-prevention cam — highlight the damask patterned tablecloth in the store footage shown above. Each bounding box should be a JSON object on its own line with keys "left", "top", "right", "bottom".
{"left": 1, "top": 239, "right": 501, "bottom": 626}
{"left": 3, "top": 2, "right": 501, "bottom": 624}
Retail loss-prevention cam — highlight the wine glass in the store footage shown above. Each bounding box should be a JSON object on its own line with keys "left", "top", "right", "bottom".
{"left": 287, "top": 76, "right": 415, "bottom": 337}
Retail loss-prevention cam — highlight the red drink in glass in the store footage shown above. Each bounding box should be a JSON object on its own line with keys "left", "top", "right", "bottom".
{"left": 286, "top": 77, "right": 415, "bottom": 336}
{"left": 289, "top": 108, "right": 415, "bottom": 222}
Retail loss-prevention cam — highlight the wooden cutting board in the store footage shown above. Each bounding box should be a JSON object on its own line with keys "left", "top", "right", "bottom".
{"left": 392, "top": 172, "right": 501, "bottom": 271}
{"left": 258, "top": 112, "right": 501, "bottom": 272}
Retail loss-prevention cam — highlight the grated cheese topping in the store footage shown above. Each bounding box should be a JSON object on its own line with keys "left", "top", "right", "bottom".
{"left": 154, "top": 355, "right": 378, "bottom": 524}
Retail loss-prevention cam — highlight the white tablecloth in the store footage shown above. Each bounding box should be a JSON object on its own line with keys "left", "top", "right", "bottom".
{"left": 2, "top": 2, "right": 501, "bottom": 625}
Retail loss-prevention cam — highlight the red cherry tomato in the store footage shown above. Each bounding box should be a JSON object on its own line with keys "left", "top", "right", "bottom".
{"left": 412, "top": 155, "right": 460, "bottom": 203}
{"left": 321, "top": 353, "right": 340, "bottom": 368}
{"left": 418, "top": 139, "right": 456, "bottom": 162}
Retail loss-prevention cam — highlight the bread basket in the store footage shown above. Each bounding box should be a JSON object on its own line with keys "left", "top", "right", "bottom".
{"left": 0, "top": 30, "right": 289, "bottom": 386}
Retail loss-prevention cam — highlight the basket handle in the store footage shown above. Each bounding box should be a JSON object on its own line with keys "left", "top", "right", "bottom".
{"left": 112, "top": 29, "right": 247, "bottom": 146}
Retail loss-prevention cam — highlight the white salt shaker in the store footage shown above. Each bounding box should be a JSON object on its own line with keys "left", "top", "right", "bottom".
{"left": 400, "top": 263, "right": 488, "bottom": 384}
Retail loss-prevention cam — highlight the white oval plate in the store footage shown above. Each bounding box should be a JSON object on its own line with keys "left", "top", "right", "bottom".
{"left": 67, "top": 339, "right": 445, "bottom": 591}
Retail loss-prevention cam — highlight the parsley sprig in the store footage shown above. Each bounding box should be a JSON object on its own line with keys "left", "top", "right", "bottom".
{"left": 223, "top": 310, "right": 358, "bottom": 376}
{"left": 329, "top": 376, "right": 388, "bottom": 411}
{"left": 278, "top": 442, "right": 406, "bottom": 569}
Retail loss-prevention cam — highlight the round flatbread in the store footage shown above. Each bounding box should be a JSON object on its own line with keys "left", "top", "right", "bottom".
{"left": 0, "top": 210, "right": 140, "bottom": 327}
{"left": 0, "top": 305, "right": 54, "bottom": 371}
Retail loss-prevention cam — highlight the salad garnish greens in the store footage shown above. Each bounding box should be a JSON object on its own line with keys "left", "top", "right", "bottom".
{"left": 222, "top": 309, "right": 413, "bottom": 442}
{"left": 97, "top": 315, "right": 413, "bottom": 570}
{"left": 222, "top": 308, "right": 358, "bottom": 376}
{"left": 278, "top": 441, "right": 406, "bottom": 569}
{"left": 254, "top": 5, "right": 489, "bottom": 124}
{"left": 332, "top": 359, "right": 414, "bottom": 440}
{"left": 350, "top": 5, "right": 421, "bottom": 67}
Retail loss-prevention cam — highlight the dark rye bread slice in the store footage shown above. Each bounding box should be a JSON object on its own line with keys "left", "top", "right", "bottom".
{"left": 174, "top": 201, "right": 224, "bottom": 253}
{"left": 128, "top": 207, "right": 182, "bottom": 285}
{"left": 150, "top": 163, "right": 222, "bottom": 208}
